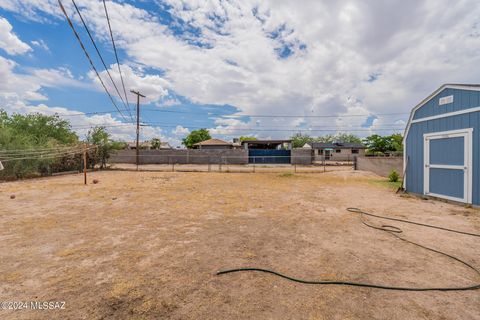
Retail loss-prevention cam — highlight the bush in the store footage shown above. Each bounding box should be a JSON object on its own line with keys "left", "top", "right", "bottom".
{"left": 388, "top": 169, "right": 399, "bottom": 182}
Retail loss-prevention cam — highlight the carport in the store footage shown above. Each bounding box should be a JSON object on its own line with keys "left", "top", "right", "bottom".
{"left": 242, "top": 140, "right": 292, "bottom": 164}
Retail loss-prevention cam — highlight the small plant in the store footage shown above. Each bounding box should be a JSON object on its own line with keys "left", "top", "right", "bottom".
{"left": 278, "top": 172, "right": 294, "bottom": 177}
{"left": 388, "top": 169, "right": 399, "bottom": 182}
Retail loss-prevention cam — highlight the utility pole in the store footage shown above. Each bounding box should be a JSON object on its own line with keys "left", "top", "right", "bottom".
{"left": 83, "top": 143, "right": 87, "bottom": 185}
{"left": 130, "top": 90, "right": 146, "bottom": 171}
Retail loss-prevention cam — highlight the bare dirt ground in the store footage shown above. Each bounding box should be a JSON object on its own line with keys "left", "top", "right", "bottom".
{"left": 0, "top": 170, "right": 479, "bottom": 319}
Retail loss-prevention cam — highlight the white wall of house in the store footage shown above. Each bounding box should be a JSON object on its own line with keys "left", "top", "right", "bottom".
{"left": 313, "top": 148, "right": 365, "bottom": 161}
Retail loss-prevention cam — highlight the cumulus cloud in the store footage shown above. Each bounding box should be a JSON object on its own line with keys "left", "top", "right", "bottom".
{"left": 0, "top": 16, "right": 32, "bottom": 55}
{"left": 172, "top": 125, "right": 190, "bottom": 136}
{"left": 93, "top": 63, "right": 169, "bottom": 105}
{"left": 1, "top": 0, "right": 480, "bottom": 139}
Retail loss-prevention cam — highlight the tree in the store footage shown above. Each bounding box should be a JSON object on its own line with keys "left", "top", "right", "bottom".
{"left": 0, "top": 109, "right": 79, "bottom": 179}
{"left": 86, "top": 126, "right": 109, "bottom": 169}
{"left": 317, "top": 133, "right": 362, "bottom": 143}
{"left": 182, "top": 128, "right": 211, "bottom": 148}
{"left": 151, "top": 138, "right": 161, "bottom": 149}
{"left": 291, "top": 133, "right": 314, "bottom": 148}
{"left": 363, "top": 134, "right": 403, "bottom": 154}
{"left": 239, "top": 136, "right": 257, "bottom": 142}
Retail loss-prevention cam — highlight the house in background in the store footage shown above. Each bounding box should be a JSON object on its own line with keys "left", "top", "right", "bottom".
{"left": 126, "top": 141, "right": 172, "bottom": 150}
{"left": 303, "top": 142, "right": 366, "bottom": 161}
{"left": 193, "top": 138, "right": 234, "bottom": 149}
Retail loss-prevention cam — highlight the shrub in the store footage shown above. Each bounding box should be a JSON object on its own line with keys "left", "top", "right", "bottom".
{"left": 388, "top": 169, "right": 399, "bottom": 182}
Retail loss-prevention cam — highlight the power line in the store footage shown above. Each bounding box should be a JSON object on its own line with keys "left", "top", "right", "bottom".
{"left": 141, "top": 108, "right": 410, "bottom": 118}
{"left": 70, "top": 0, "right": 133, "bottom": 123}
{"left": 58, "top": 0, "right": 129, "bottom": 123}
{"left": 69, "top": 123, "right": 405, "bottom": 132}
{"left": 102, "top": 0, "right": 133, "bottom": 122}
{"left": 50, "top": 108, "right": 408, "bottom": 119}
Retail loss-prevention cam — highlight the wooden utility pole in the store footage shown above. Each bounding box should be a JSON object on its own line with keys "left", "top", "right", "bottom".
{"left": 130, "top": 90, "right": 146, "bottom": 171}
{"left": 83, "top": 143, "right": 87, "bottom": 185}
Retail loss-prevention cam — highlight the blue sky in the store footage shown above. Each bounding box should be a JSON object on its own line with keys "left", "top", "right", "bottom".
{"left": 0, "top": 1, "right": 479, "bottom": 145}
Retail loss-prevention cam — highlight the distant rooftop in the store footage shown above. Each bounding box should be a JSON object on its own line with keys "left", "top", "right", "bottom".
{"left": 193, "top": 138, "right": 232, "bottom": 146}
{"left": 307, "top": 142, "right": 366, "bottom": 149}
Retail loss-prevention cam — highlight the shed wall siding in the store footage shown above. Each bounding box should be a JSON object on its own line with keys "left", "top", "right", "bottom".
{"left": 405, "top": 110, "right": 480, "bottom": 205}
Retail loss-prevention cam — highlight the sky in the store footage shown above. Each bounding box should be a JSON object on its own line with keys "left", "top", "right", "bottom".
{"left": 0, "top": 0, "right": 479, "bottom": 146}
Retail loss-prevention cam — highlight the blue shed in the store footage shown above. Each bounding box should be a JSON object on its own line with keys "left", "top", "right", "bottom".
{"left": 404, "top": 84, "right": 480, "bottom": 205}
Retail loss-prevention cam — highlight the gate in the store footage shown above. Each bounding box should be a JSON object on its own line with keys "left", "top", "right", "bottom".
{"left": 248, "top": 150, "right": 291, "bottom": 164}
{"left": 423, "top": 129, "right": 472, "bottom": 203}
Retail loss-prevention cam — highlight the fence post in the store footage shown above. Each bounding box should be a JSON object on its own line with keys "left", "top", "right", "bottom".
{"left": 219, "top": 156, "right": 223, "bottom": 172}
{"left": 323, "top": 155, "right": 326, "bottom": 173}
{"left": 208, "top": 157, "right": 211, "bottom": 172}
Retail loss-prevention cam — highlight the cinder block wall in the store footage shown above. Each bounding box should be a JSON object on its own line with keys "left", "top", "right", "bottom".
{"left": 356, "top": 157, "right": 403, "bottom": 177}
{"left": 291, "top": 149, "right": 313, "bottom": 165}
{"left": 110, "top": 149, "right": 249, "bottom": 165}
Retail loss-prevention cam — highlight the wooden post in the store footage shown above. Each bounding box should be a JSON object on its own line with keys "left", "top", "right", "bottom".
{"left": 83, "top": 143, "right": 87, "bottom": 185}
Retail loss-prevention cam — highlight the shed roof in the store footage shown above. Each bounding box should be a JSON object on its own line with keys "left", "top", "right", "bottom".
{"left": 403, "top": 83, "right": 480, "bottom": 142}
{"left": 193, "top": 138, "right": 232, "bottom": 146}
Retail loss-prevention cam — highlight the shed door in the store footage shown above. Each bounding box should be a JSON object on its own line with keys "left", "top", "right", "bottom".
{"left": 424, "top": 129, "right": 473, "bottom": 203}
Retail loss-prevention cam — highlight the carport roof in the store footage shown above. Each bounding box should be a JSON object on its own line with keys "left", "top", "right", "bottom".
{"left": 241, "top": 139, "right": 292, "bottom": 144}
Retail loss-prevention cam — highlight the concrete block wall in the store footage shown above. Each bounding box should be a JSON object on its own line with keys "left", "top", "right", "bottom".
{"left": 355, "top": 157, "right": 403, "bottom": 177}
{"left": 291, "top": 149, "right": 313, "bottom": 165}
{"left": 110, "top": 149, "right": 249, "bottom": 165}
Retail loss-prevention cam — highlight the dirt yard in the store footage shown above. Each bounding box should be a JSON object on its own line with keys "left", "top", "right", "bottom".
{"left": 0, "top": 170, "right": 479, "bottom": 319}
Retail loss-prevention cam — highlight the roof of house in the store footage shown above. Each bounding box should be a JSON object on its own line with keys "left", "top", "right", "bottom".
{"left": 307, "top": 142, "right": 366, "bottom": 149}
{"left": 241, "top": 139, "right": 292, "bottom": 145}
{"left": 193, "top": 138, "right": 232, "bottom": 146}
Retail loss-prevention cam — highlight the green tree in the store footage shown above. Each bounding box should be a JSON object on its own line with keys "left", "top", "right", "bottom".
{"left": 151, "top": 138, "right": 161, "bottom": 149}
{"left": 291, "top": 133, "right": 315, "bottom": 148}
{"left": 0, "top": 109, "right": 79, "bottom": 179}
{"left": 317, "top": 133, "right": 362, "bottom": 143}
{"left": 86, "top": 126, "right": 111, "bottom": 169}
{"left": 239, "top": 136, "right": 257, "bottom": 142}
{"left": 390, "top": 133, "right": 403, "bottom": 152}
{"left": 182, "top": 128, "right": 211, "bottom": 148}
{"left": 363, "top": 134, "right": 403, "bottom": 155}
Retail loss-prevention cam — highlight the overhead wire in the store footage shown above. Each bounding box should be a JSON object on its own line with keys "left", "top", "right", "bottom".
{"left": 49, "top": 108, "right": 409, "bottom": 119}
{"left": 102, "top": 0, "right": 133, "bottom": 122}
{"left": 68, "top": 123, "right": 405, "bottom": 132}
{"left": 70, "top": 0, "right": 133, "bottom": 123}
{"left": 0, "top": 147, "right": 96, "bottom": 162}
{"left": 57, "top": 0, "right": 129, "bottom": 123}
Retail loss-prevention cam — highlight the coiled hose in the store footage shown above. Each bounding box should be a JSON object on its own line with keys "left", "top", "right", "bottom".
{"left": 217, "top": 207, "right": 480, "bottom": 291}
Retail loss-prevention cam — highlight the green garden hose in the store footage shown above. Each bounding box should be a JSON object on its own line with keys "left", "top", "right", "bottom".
{"left": 217, "top": 207, "right": 480, "bottom": 291}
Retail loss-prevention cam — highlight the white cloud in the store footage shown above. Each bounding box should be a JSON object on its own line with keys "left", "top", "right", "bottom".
{"left": 2, "top": 0, "right": 480, "bottom": 139}
{"left": 172, "top": 125, "right": 190, "bottom": 136}
{"left": 0, "top": 16, "right": 32, "bottom": 55}
{"left": 93, "top": 63, "right": 169, "bottom": 105}
{"left": 31, "top": 39, "right": 49, "bottom": 51}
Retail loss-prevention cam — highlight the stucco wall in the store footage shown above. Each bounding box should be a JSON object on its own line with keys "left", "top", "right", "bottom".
{"left": 356, "top": 157, "right": 403, "bottom": 178}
